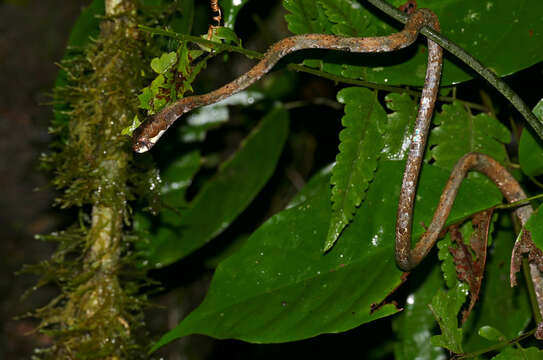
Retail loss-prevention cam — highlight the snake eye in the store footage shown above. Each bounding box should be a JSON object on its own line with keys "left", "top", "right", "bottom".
{"left": 133, "top": 140, "right": 151, "bottom": 153}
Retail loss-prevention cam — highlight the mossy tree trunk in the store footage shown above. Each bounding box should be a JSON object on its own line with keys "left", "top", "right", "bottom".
{"left": 31, "top": 1, "right": 155, "bottom": 358}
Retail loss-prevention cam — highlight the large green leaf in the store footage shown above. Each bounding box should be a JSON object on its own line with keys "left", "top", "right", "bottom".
{"left": 143, "top": 107, "right": 289, "bottom": 267}
{"left": 284, "top": 0, "right": 329, "bottom": 34}
{"left": 392, "top": 264, "right": 447, "bottom": 360}
{"left": 382, "top": 92, "right": 417, "bottom": 161}
{"left": 284, "top": 0, "right": 543, "bottom": 86}
{"left": 150, "top": 160, "right": 503, "bottom": 352}
{"left": 170, "top": 0, "right": 194, "bottom": 34}
{"left": 221, "top": 0, "right": 250, "bottom": 29}
{"left": 318, "top": 0, "right": 376, "bottom": 37}
{"left": 428, "top": 101, "right": 511, "bottom": 170}
{"left": 325, "top": 87, "right": 386, "bottom": 251}
{"left": 519, "top": 99, "right": 543, "bottom": 177}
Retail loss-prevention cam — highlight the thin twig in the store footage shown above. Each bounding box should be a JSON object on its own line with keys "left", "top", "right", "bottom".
{"left": 455, "top": 328, "right": 536, "bottom": 359}
{"left": 495, "top": 192, "right": 543, "bottom": 210}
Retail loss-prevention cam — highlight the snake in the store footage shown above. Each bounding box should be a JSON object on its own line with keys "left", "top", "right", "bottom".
{"left": 132, "top": 8, "right": 441, "bottom": 153}
{"left": 132, "top": 7, "right": 543, "bottom": 333}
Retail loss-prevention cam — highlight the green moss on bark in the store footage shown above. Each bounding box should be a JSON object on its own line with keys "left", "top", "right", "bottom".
{"left": 28, "top": 1, "right": 159, "bottom": 358}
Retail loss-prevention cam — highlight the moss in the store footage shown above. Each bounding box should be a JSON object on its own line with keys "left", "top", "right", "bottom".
{"left": 28, "top": 1, "right": 161, "bottom": 358}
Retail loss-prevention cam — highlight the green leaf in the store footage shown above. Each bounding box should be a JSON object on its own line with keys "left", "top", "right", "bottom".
{"left": 525, "top": 204, "right": 543, "bottom": 253}
{"left": 169, "top": 0, "right": 194, "bottom": 34}
{"left": 140, "top": 41, "right": 212, "bottom": 115}
{"left": 209, "top": 27, "right": 241, "bottom": 45}
{"left": 65, "top": 0, "right": 104, "bottom": 49}
{"left": 428, "top": 101, "right": 510, "bottom": 171}
{"left": 392, "top": 265, "right": 446, "bottom": 360}
{"left": 121, "top": 115, "right": 143, "bottom": 136}
{"left": 204, "top": 234, "right": 250, "bottom": 269}
{"left": 324, "top": 87, "right": 386, "bottom": 251}
{"left": 159, "top": 150, "right": 201, "bottom": 209}
{"left": 318, "top": 0, "right": 374, "bottom": 37}
{"left": 491, "top": 347, "right": 543, "bottom": 360}
{"left": 437, "top": 233, "right": 458, "bottom": 289}
{"left": 221, "top": 0, "right": 250, "bottom": 29}
{"left": 461, "top": 215, "right": 531, "bottom": 352}
{"left": 382, "top": 93, "right": 417, "bottom": 161}
{"left": 137, "top": 86, "right": 154, "bottom": 110}
{"left": 283, "top": 0, "right": 328, "bottom": 34}
{"left": 143, "top": 107, "right": 289, "bottom": 267}
{"left": 519, "top": 99, "right": 543, "bottom": 176}
{"left": 429, "top": 282, "right": 468, "bottom": 354}
{"left": 150, "top": 52, "right": 178, "bottom": 74}
{"left": 477, "top": 325, "right": 506, "bottom": 342}
{"left": 150, "top": 160, "right": 503, "bottom": 352}
{"left": 284, "top": 0, "right": 543, "bottom": 86}
{"left": 288, "top": 163, "right": 333, "bottom": 209}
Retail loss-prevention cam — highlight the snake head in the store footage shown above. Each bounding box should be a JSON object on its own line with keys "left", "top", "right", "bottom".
{"left": 132, "top": 103, "right": 188, "bottom": 153}
{"left": 133, "top": 137, "right": 153, "bottom": 153}
{"left": 132, "top": 115, "right": 167, "bottom": 153}
{"left": 132, "top": 128, "right": 166, "bottom": 153}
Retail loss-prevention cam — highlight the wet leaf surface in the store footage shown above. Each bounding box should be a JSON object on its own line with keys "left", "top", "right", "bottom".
{"left": 284, "top": 0, "right": 543, "bottom": 86}
{"left": 325, "top": 88, "right": 386, "bottom": 251}
{"left": 142, "top": 107, "right": 289, "bottom": 267}
{"left": 150, "top": 160, "right": 503, "bottom": 351}
{"left": 392, "top": 264, "right": 447, "bottom": 360}
{"left": 428, "top": 101, "right": 510, "bottom": 171}
{"left": 429, "top": 282, "right": 468, "bottom": 354}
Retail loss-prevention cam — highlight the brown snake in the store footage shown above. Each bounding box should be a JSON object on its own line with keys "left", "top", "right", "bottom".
{"left": 132, "top": 7, "right": 543, "bottom": 332}
{"left": 132, "top": 8, "right": 440, "bottom": 153}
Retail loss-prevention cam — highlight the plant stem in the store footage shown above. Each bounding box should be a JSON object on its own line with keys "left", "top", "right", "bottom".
{"left": 495, "top": 192, "right": 543, "bottom": 210}
{"left": 365, "top": 0, "right": 543, "bottom": 141}
{"left": 287, "top": 63, "right": 488, "bottom": 111}
{"left": 455, "top": 328, "right": 536, "bottom": 358}
{"left": 138, "top": 25, "right": 262, "bottom": 59}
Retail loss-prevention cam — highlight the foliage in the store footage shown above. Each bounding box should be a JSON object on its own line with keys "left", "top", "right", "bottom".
{"left": 284, "top": 0, "right": 543, "bottom": 86}
{"left": 325, "top": 87, "right": 386, "bottom": 251}
{"left": 35, "top": 0, "right": 543, "bottom": 358}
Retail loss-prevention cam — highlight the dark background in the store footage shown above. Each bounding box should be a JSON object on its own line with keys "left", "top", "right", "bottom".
{"left": 0, "top": 1, "right": 91, "bottom": 358}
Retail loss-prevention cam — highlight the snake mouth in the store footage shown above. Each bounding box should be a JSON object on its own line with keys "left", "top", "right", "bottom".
{"left": 133, "top": 139, "right": 152, "bottom": 153}
{"left": 132, "top": 128, "right": 166, "bottom": 153}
